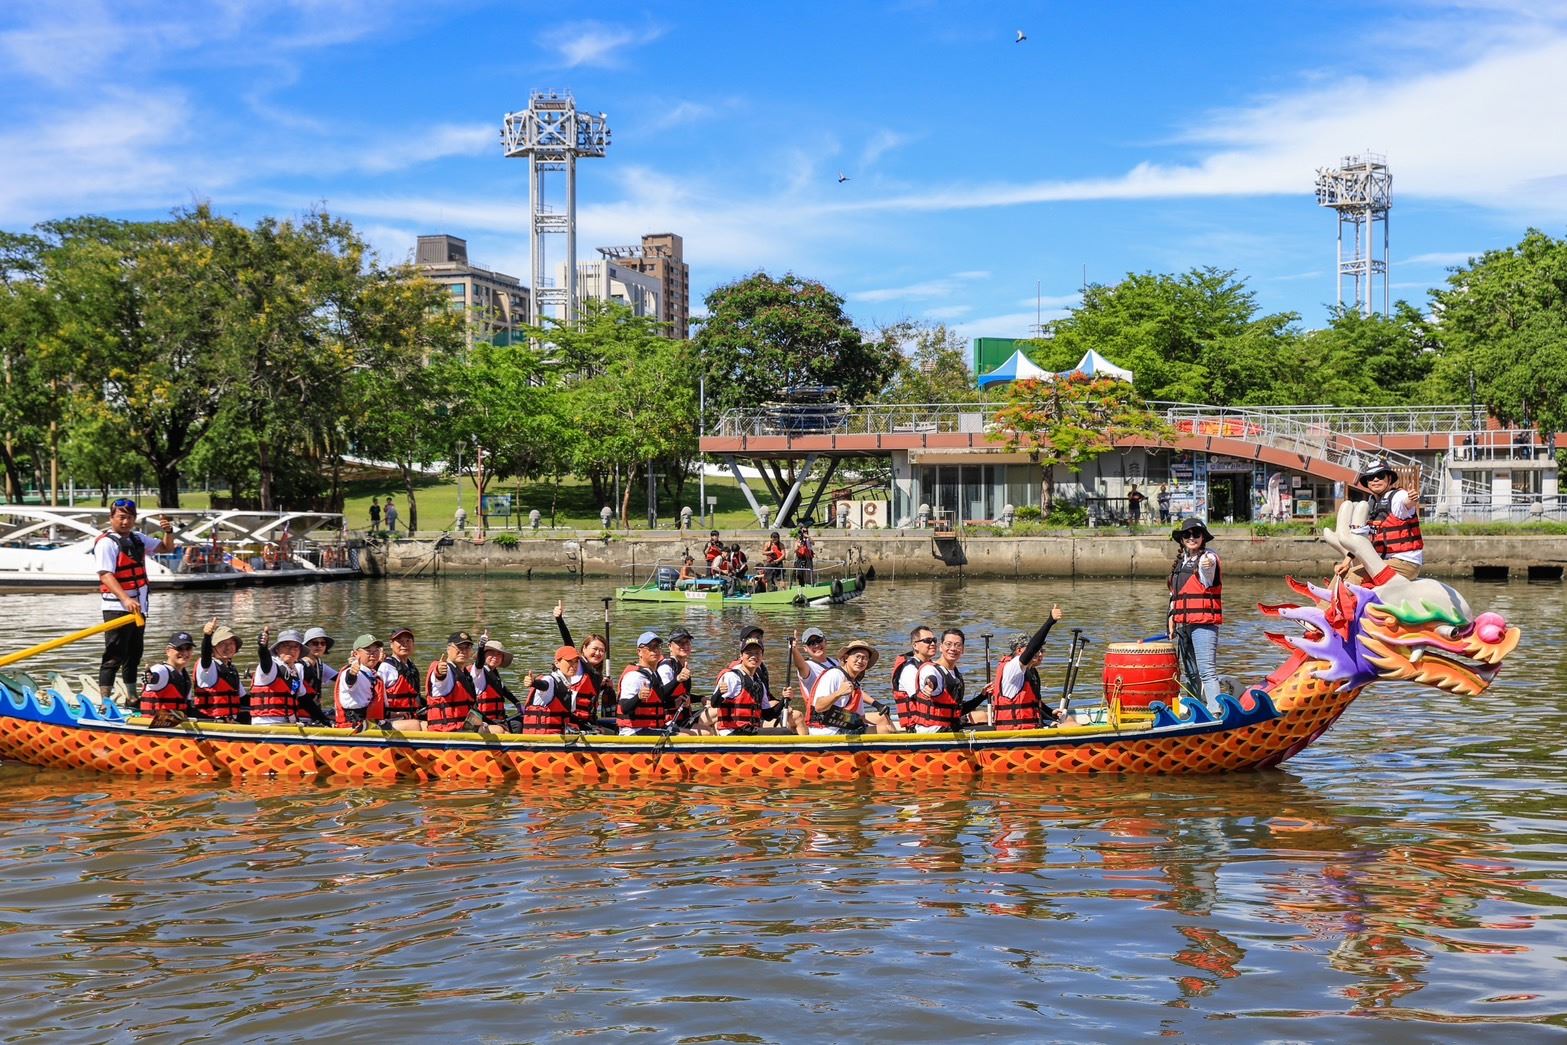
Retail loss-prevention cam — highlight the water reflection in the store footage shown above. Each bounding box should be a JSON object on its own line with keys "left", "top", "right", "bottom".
{"left": 2, "top": 575, "right": 1564, "bottom": 1039}
{"left": 2, "top": 762, "right": 1562, "bottom": 1039}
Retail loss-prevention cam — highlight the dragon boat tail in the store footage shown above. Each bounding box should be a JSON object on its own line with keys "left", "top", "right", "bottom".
{"left": 0, "top": 572, "right": 1519, "bottom": 782}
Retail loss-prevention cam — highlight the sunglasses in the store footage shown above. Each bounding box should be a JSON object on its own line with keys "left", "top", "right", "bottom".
{"left": 915, "top": 636, "right": 937, "bottom": 644}
{"left": 1179, "top": 530, "right": 1205, "bottom": 540}
{"left": 111, "top": 498, "right": 137, "bottom": 512}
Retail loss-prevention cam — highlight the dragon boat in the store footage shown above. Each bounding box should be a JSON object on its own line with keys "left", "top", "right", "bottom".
{"left": 0, "top": 564, "right": 1519, "bottom": 783}
{"left": 614, "top": 561, "right": 868, "bottom": 607}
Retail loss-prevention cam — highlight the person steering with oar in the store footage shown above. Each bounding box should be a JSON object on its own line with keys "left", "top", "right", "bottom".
{"left": 94, "top": 498, "right": 176, "bottom": 701}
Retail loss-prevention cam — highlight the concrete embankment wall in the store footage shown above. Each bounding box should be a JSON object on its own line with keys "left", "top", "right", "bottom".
{"left": 366, "top": 530, "right": 1567, "bottom": 581}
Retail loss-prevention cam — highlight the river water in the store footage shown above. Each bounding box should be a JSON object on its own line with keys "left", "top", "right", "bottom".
{"left": 1, "top": 575, "right": 1564, "bottom": 1042}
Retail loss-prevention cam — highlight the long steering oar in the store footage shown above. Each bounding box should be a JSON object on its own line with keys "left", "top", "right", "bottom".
{"left": 0, "top": 612, "right": 145, "bottom": 669}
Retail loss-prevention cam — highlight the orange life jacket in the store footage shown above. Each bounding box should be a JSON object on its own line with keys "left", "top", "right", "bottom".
{"left": 194, "top": 661, "right": 246, "bottom": 721}
{"left": 889, "top": 651, "right": 919, "bottom": 729}
{"left": 140, "top": 666, "right": 190, "bottom": 714}
{"left": 473, "top": 664, "right": 508, "bottom": 723}
{"left": 804, "top": 668, "right": 862, "bottom": 729}
{"left": 1169, "top": 553, "right": 1223, "bottom": 626}
{"left": 334, "top": 664, "right": 385, "bottom": 727}
{"left": 617, "top": 664, "right": 666, "bottom": 732}
{"left": 1367, "top": 490, "right": 1424, "bottom": 556}
{"left": 98, "top": 530, "right": 149, "bottom": 596}
{"left": 250, "top": 662, "right": 299, "bottom": 720}
{"left": 382, "top": 656, "right": 421, "bottom": 718}
{"left": 990, "top": 655, "right": 1044, "bottom": 731}
{"left": 910, "top": 664, "right": 963, "bottom": 730}
{"left": 714, "top": 663, "right": 764, "bottom": 733}
{"left": 425, "top": 661, "right": 475, "bottom": 732}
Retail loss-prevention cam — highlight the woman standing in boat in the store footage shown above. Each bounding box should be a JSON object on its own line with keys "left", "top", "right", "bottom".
{"left": 1167, "top": 517, "right": 1223, "bottom": 713}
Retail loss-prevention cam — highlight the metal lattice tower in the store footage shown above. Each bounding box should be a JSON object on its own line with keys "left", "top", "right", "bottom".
{"left": 1315, "top": 153, "right": 1391, "bottom": 317}
{"left": 501, "top": 90, "right": 611, "bottom": 326}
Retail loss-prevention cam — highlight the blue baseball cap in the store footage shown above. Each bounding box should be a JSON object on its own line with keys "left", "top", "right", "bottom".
{"left": 637, "top": 630, "right": 661, "bottom": 647}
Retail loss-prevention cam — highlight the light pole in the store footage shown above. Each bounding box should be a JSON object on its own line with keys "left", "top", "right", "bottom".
{"left": 698, "top": 370, "right": 706, "bottom": 527}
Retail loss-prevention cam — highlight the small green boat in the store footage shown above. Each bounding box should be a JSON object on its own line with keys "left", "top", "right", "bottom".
{"left": 615, "top": 563, "right": 869, "bottom": 607}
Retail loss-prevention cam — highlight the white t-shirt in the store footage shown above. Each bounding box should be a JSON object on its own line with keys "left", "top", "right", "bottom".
{"left": 799, "top": 655, "right": 838, "bottom": 693}
{"left": 530, "top": 671, "right": 571, "bottom": 707}
{"left": 337, "top": 664, "right": 378, "bottom": 710}
{"left": 807, "top": 666, "right": 859, "bottom": 735}
{"left": 95, "top": 530, "right": 163, "bottom": 612}
{"left": 999, "top": 657, "right": 1028, "bottom": 698}
{"left": 427, "top": 662, "right": 481, "bottom": 699}
{"left": 142, "top": 663, "right": 183, "bottom": 696}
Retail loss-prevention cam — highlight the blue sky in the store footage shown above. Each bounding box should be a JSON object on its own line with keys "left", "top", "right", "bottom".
{"left": 5, "top": 0, "right": 1566, "bottom": 342}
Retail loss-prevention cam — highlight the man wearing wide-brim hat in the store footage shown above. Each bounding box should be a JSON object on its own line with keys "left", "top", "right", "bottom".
{"left": 804, "top": 638, "right": 896, "bottom": 736}
{"left": 1336, "top": 459, "right": 1423, "bottom": 583}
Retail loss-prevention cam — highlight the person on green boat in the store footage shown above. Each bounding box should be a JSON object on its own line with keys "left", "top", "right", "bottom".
{"left": 760, "top": 532, "right": 787, "bottom": 588}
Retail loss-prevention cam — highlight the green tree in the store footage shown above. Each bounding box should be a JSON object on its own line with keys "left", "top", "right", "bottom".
{"left": 534, "top": 300, "right": 698, "bottom": 525}
{"left": 989, "top": 373, "right": 1174, "bottom": 513}
{"left": 0, "top": 231, "right": 59, "bottom": 500}
{"left": 876, "top": 322, "right": 992, "bottom": 404}
{"left": 692, "top": 272, "right": 900, "bottom": 418}
{"left": 40, "top": 210, "right": 236, "bottom": 507}
{"left": 1430, "top": 229, "right": 1567, "bottom": 438}
{"left": 1041, "top": 268, "right": 1299, "bottom": 404}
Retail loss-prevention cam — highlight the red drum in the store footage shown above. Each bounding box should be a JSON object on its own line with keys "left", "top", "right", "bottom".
{"left": 1102, "top": 641, "right": 1180, "bottom": 709}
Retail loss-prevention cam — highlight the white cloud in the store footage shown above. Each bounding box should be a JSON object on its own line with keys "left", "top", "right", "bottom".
{"left": 859, "top": 129, "right": 912, "bottom": 169}
{"left": 802, "top": 32, "right": 1567, "bottom": 220}
{"left": 851, "top": 271, "right": 990, "bottom": 303}
{"left": 542, "top": 21, "right": 664, "bottom": 68}
{"left": 922, "top": 305, "right": 973, "bottom": 320}
{"left": 1401, "top": 250, "right": 1479, "bottom": 266}
{"left": 1013, "top": 292, "right": 1083, "bottom": 309}
{"left": 951, "top": 310, "right": 1061, "bottom": 340}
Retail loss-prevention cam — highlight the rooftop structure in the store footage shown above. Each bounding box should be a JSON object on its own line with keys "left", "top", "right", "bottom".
{"left": 597, "top": 233, "right": 689, "bottom": 337}
{"left": 1315, "top": 153, "right": 1392, "bottom": 317}
{"left": 501, "top": 90, "right": 611, "bottom": 327}
{"left": 413, "top": 235, "right": 529, "bottom": 346}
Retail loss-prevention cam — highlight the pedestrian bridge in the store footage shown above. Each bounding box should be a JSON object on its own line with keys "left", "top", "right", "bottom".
{"left": 702, "top": 402, "right": 1558, "bottom": 523}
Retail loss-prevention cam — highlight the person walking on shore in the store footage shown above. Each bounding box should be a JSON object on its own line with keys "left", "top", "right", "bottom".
{"left": 369, "top": 497, "right": 381, "bottom": 534}
{"left": 94, "top": 498, "right": 176, "bottom": 699}
{"left": 384, "top": 498, "right": 399, "bottom": 536}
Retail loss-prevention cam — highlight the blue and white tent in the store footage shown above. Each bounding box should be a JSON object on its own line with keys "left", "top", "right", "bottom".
{"left": 977, "top": 349, "right": 1052, "bottom": 388}
{"left": 980, "top": 348, "right": 1134, "bottom": 388}
{"left": 1067, "top": 349, "right": 1134, "bottom": 383}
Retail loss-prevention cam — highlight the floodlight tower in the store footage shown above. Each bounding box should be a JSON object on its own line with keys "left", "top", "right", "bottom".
{"left": 501, "top": 90, "right": 611, "bottom": 326}
{"left": 1315, "top": 153, "right": 1391, "bottom": 316}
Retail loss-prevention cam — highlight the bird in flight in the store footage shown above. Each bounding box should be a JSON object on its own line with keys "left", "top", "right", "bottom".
{"left": 1015, "top": 29, "right": 1027, "bottom": 43}
{"left": 837, "top": 172, "right": 850, "bottom": 183}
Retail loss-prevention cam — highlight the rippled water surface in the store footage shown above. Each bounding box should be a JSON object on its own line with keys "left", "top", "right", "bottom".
{"left": 2, "top": 575, "right": 1565, "bottom": 1041}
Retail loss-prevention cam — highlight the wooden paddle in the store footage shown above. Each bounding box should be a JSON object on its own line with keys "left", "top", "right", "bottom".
{"left": 0, "top": 612, "right": 145, "bottom": 669}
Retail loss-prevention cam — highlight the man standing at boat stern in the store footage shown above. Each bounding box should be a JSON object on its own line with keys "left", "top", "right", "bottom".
{"left": 95, "top": 498, "right": 176, "bottom": 699}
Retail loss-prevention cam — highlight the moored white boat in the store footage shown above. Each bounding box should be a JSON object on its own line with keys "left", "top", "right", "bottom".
{"left": 0, "top": 506, "right": 362, "bottom": 591}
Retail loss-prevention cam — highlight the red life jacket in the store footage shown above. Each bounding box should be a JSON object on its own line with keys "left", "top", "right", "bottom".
{"left": 522, "top": 674, "right": 574, "bottom": 732}
{"left": 140, "top": 666, "right": 190, "bottom": 714}
{"left": 300, "top": 662, "right": 322, "bottom": 699}
{"left": 704, "top": 541, "right": 723, "bottom": 564}
{"left": 425, "top": 661, "right": 475, "bottom": 732}
{"left": 473, "top": 665, "right": 508, "bottom": 723}
{"left": 889, "top": 651, "right": 919, "bottom": 729}
{"left": 713, "top": 553, "right": 730, "bottom": 575}
{"left": 1169, "top": 553, "right": 1223, "bottom": 626}
{"left": 763, "top": 542, "right": 785, "bottom": 566}
{"left": 569, "top": 669, "right": 601, "bottom": 722}
{"left": 714, "top": 663, "right": 764, "bottom": 732}
{"left": 911, "top": 664, "right": 963, "bottom": 730}
{"left": 97, "top": 530, "right": 149, "bottom": 596}
{"left": 251, "top": 662, "right": 299, "bottom": 720}
{"left": 794, "top": 540, "right": 813, "bottom": 560}
{"left": 990, "top": 655, "right": 1044, "bottom": 731}
{"left": 1367, "top": 490, "right": 1424, "bottom": 556}
{"left": 334, "top": 664, "right": 385, "bottom": 727}
{"left": 383, "top": 657, "right": 421, "bottom": 718}
{"left": 804, "top": 668, "right": 861, "bottom": 729}
{"left": 194, "top": 661, "right": 246, "bottom": 721}
{"left": 617, "top": 664, "right": 666, "bottom": 732}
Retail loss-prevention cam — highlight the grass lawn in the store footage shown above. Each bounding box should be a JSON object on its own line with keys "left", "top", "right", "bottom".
{"left": 341, "top": 473, "right": 790, "bottom": 534}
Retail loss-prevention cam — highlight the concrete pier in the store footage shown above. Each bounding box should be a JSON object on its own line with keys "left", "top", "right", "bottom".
{"left": 368, "top": 530, "right": 1567, "bottom": 582}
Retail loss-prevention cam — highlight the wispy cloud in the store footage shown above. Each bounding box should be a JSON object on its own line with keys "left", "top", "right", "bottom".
{"left": 859, "top": 129, "right": 912, "bottom": 169}
{"left": 542, "top": 20, "right": 664, "bottom": 68}
{"left": 1401, "top": 250, "right": 1478, "bottom": 266}
{"left": 851, "top": 271, "right": 990, "bottom": 303}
